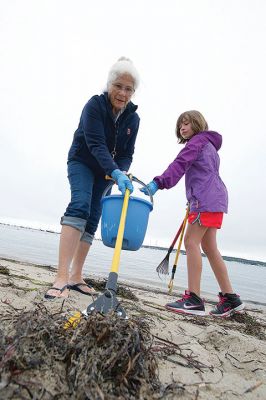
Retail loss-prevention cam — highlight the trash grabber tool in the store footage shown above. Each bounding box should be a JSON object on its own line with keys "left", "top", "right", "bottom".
{"left": 64, "top": 180, "right": 130, "bottom": 329}
{"left": 84, "top": 184, "right": 130, "bottom": 318}
{"left": 64, "top": 175, "right": 153, "bottom": 328}
{"left": 168, "top": 206, "right": 189, "bottom": 294}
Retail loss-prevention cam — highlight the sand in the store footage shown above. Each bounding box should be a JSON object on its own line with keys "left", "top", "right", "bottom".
{"left": 0, "top": 257, "right": 266, "bottom": 399}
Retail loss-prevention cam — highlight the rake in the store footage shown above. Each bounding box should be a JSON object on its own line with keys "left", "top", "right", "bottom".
{"left": 168, "top": 206, "right": 189, "bottom": 293}
{"left": 156, "top": 206, "right": 189, "bottom": 276}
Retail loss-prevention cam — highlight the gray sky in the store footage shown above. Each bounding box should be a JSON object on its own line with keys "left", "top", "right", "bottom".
{"left": 1, "top": 0, "right": 266, "bottom": 261}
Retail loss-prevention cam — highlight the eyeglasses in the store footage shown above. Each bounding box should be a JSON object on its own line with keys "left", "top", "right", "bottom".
{"left": 112, "top": 83, "right": 135, "bottom": 95}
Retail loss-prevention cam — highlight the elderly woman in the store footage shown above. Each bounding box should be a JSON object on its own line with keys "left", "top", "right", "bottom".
{"left": 45, "top": 57, "right": 140, "bottom": 299}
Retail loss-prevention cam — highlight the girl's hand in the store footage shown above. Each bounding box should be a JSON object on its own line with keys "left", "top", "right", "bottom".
{"left": 140, "top": 180, "right": 158, "bottom": 196}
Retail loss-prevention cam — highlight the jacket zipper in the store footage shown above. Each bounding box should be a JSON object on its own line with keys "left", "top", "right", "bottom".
{"left": 111, "top": 118, "right": 120, "bottom": 158}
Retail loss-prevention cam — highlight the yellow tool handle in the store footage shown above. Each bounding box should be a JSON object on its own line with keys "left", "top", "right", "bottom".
{"left": 110, "top": 188, "right": 130, "bottom": 273}
{"left": 173, "top": 207, "right": 189, "bottom": 265}
{"left": 168, "top": 206, "right": 189, "bottom": 293}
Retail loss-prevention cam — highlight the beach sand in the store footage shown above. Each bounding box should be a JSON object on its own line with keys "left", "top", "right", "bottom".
{"left": 0, "top": 257, "right": 266, "bottom": 399}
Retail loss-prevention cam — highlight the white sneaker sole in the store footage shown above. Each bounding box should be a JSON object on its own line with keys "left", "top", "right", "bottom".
{"left": 165, "top": 305, "right": 206, "bottom": 316}
{"left": 209, "top": 303, "right": 245, "bottom": 318}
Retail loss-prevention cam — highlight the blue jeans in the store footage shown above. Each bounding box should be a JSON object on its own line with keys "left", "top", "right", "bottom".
{"left": 61, "top": 161, "right": 111, "bottom": 244}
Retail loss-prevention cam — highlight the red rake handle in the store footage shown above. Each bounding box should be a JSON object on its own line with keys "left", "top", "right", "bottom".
{"left": 167, "top": 220, "right": 184, "bottom": 254}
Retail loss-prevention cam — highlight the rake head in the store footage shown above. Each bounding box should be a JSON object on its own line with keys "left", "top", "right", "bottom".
{"left": 156, "top": 253, "right": 170, "bottom": 275}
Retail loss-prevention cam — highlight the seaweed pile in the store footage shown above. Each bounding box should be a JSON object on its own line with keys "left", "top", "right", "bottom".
{"left": 0, "top": 303, "right": 174, "bottom": 400}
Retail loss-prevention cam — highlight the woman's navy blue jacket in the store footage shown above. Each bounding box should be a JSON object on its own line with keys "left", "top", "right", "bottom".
{"left": 68, "top": 92, "right": 140, "bottom": 176}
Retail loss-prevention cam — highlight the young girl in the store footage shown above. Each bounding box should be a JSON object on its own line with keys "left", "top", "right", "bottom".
{"left": 141, "top": 110, "right": 244, "bottom": 317}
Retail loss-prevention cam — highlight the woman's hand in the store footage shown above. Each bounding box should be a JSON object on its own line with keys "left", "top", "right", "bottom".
{"left": 111, "top": 169, "right": 134, "bottom": 195}
{"left": 140, "top": 180, "right": 158, "bottom": 196}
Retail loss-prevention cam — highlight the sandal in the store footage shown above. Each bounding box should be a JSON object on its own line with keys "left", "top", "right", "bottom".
{"left": 69, "top": 283, "right": 97, "bottom": 296}
{"left": 44, "top": 284, "right": 69, "bottom": 300}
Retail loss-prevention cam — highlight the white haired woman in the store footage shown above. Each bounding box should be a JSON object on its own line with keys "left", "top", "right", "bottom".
{"left": 45, "top": 57, "right": 140, "bottom": 299}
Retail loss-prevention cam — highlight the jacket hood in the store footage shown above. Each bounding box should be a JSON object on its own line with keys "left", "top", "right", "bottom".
{"left": 199, "top": 131, "right": 222, "bottom": 151}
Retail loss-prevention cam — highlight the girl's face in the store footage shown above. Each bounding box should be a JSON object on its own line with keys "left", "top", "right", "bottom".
{"left": 180, "top": 119, "right": 195, "bottom": 140}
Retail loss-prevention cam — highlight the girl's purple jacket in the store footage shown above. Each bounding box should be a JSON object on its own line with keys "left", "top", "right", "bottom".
{"left": 153, "top": 131, "right": 228, "bottom": 213}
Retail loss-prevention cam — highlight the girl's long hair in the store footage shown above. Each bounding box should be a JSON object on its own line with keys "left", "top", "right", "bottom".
{"left": 176, "top": 110, "right": 209, "bottom": 144}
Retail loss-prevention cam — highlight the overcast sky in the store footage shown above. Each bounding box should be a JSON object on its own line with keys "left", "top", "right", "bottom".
{"left": 1, "top": 0, "right": 266, "bottom": 261}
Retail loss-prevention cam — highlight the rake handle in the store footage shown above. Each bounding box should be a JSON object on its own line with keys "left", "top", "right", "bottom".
{"left": 167, "top": 207, "right": 189, "bottom": 294}
{"left": 167, "top": 221, "right": 184, "bottom": 254}
{"left": 173, "top": 212, "right": 188, "bottom": 266}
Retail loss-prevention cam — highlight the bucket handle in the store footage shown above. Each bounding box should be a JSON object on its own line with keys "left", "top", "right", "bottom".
{"left": 102, "top": 175, "right": 154, "bottom": 206}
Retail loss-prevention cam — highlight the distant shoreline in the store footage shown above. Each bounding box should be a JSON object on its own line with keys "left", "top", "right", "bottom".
{"left": 1, "top": 222, "right": 265, "bottom": 267}
{"left": 141, "top": 245, "right": 266, "bottom": 267}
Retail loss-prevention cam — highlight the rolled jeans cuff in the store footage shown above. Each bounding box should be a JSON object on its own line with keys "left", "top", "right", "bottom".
{"left": 60, "top": 215, "right": 86, "bottom": 233}
{"left": 80, "top": 232, "right": 94, "bottom": 245}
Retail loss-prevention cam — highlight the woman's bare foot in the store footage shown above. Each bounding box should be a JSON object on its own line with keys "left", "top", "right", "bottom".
{"left": 68, "top": 278, "right": 97, "bottom": 295}
{"left": 44, "top": 282, "right": 70, "bottom": 299}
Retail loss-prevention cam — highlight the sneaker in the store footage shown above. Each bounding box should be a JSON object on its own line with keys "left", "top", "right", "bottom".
{"left": 165, "top": 290, "right": 206, "bottom": 316}
{"left": 209, "top": 292, "right": 245, "bottom": 318}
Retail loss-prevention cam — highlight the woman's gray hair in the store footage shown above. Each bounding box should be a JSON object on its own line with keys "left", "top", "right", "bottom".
{"left": 107, "top": 57, "right": 140, "bottom": 90}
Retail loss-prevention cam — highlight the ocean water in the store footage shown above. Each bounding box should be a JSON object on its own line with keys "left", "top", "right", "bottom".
{"left": 0, "top": 224, "right": 265, "bottom": 304}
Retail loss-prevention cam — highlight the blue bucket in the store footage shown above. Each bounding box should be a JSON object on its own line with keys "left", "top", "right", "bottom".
{"left": 101, "top": 194, "right": 153, "bottom": 251}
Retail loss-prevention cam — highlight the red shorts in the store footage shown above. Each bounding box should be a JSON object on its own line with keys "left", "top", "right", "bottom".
{"left": 188, "top": 212, "right": 223, "bottom": 229}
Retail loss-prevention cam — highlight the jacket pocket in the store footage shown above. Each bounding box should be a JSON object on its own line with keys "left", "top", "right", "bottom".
{"left": 190, "top": 188, "right": 199, "bottom": 209}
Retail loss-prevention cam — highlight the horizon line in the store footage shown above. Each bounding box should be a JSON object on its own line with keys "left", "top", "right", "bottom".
{"left": 1, "top": 222, "right": 265, "bottom": 267}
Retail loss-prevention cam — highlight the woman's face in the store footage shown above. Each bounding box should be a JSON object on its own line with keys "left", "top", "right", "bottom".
{"left": 180, "top": 119, "right": 194, "bottom": 140}
{"left": 108, "top": 73, "right": 135, "bottom": 114}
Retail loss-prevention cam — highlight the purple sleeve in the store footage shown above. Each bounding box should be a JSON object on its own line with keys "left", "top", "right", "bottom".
{"left": 153, "top": 134, "right": 209, "bottom": 189}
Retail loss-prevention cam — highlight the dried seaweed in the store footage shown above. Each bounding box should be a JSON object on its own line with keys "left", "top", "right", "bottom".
{"left": 0, "top": 265, "right": 10, "bottom": 276}
{"left": 230, "top": 312, "right": 266, "bottom": 340}
{"left": 177, "top": 312, "right": 266, "bottom": 341}
{"left": 84, "top": 278, "right": 139, "bottom": 302}
{"left": 0, "top": 303, "right": 177, "bottom": 400}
